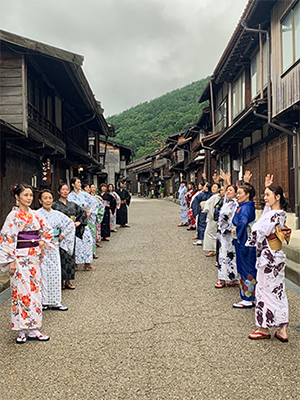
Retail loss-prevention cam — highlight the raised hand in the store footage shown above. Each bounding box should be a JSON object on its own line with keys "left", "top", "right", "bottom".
{"left": 212, "top": 172, "right": 220, "bottom": 183}
{"left": 243, "top": 170, "right": 252, "bottom": 183}
{"left": 265, "top": 174, "right": 273, "bottom": 187}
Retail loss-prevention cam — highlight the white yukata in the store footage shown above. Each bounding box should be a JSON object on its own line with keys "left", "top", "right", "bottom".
{"left": 109, "top": 191, "right": 121, "bottom": 230}
{"left": 246, "top": 207, "right": 289, "bottom": 328}
{"left": 217, "top": 197, "right": 239, "bottom": 281}
{"left": 178, "top": 185, "right": 188, "bottom": 224}
{"left": 67, "top": 191, "right": 94, "bottom": 264}
{"left": 37, "top": 208, "right": 75, "bottom": 306}
{"left": 203, "top": 193, "right": 221, "bottom": 252}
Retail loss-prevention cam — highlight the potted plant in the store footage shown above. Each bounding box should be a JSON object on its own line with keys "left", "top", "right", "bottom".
{"left": 159, "top": 187, "right": 165, "bottom": 198}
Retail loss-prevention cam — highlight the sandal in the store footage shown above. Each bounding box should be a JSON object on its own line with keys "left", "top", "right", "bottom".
{"left": 96, "top": 243, "right": 102, "bottom": 248}
{"left": 93, "top": 254, "right": 99, "bottom": 259}
{"left": 102, "top": 238, "right": 110, "bottom": 241}
{"left": 274, "top": 332, "right": 288, "bottom": 343}
{"left": 65, "top": 283, "right": 75, "bottom": 290}
{"left": 16, "top": 334, "right": 27, "bottom": 344}
{"left": 28, "top": 333, "right": 50, "bottom": 342}
{"left": 215, "top": 281, "right": 225, "bottom": 289}
{"left": 249, "top": 331, "right": 271, "bottom": 340}
{"left": 227, "top": 281, "right": 239, "bottom": 287}
{"left": 205, "top": 251, "right": 216, "bottom": 257}
{"left": 83, "top": 264, "right": 96, "bottom": 271}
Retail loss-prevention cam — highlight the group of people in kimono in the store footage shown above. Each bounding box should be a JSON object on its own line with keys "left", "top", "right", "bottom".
{"left": 178, "top": 171, "right": 291, "bottom": 342}
{"left": 0, "top": 178, "right": 131, "bottom": 344}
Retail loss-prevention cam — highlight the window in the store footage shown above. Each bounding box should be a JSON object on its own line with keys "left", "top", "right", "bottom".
{"left": 220, "top": 154, "right": 230, "bottom": 174}
{"left": 281, "top": 1, "right": 300, "bottom": 72}
{"left": 232, "top": 71, "right": 245, "bottom": 119}
{"left": 251, "top": 41, "right": 269, "bottom": 99}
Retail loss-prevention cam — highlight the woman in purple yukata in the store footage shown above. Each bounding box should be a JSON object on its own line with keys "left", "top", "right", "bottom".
{"left": 0, "top": 183, "right": 54, "bottom": 344}
{"left": 247, "top": 176, "right": 291, "bottom": 342}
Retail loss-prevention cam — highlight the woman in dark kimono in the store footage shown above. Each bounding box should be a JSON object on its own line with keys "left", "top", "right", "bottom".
{"left": 52, "top": 183, "right": 87, "bottom": 289}
{"left": 116, "top": 181, "right": 131, "bottom": 227}
{"left": 98, "top": 183, "right": 116, "bottom": 241}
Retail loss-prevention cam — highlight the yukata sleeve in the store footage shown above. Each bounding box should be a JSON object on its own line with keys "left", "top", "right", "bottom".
{"left": 203, "top": 196, "right": 212, "bottom": 216}
{"left": 235, "top": 211, "right": 250, "bottom": 242}
{"left": 126, "top": 190, "right": 131, "bottom": 206}
{"left": 247, "top": 209, "right": 278, "bottom": 247}
{"left": 75, "top": 203, "right": 87, "bottom": 227}
{"left": 115, "top": 193, "right": 121, "bottom": 210}
{"left": 73, "top": 203, "right": 87, "bottom": 239}
{"left": 110, "top": 195, "right": 117, "bottom": 214}
{"left": 0, "top": 211, "right": 18, "bottom": 271}
{"left": 38, "top": 216, "right": 55, "bottom": 250}
{"left": 58, "top": 212, "right": 75, "bottom": 255}
{"left": 191, "top": 192, "right": 201, "bottom": 216}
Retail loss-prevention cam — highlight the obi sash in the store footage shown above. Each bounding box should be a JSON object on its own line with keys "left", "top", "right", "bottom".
{"left": 267, "top": 225, "right": 292, "bottom": 251}
{"left": 53, "top": 228, "right": 60, "bottom": 245}
{"left": 121, "top": 200, "right": 126, "bottom": 204}
{"left": 17, "top": 230, "right": 40, "bottom": 249}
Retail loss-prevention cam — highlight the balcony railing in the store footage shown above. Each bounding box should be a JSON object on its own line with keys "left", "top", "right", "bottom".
{"left": 28, "top": 103, "right": 65, "bottom": 142}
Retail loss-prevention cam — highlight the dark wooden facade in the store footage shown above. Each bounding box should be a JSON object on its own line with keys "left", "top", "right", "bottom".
{"left": 0, "top": 30, "right": 115, "bottom": 226}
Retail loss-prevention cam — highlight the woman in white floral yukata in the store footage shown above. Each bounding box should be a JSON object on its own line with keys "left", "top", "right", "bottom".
{"left": 215, "top": 183, "right": 239, "bottom": 288}
{"left": 247, "top": 175, "right": 291, "bottom": 342}
{"left": 37, "top": 189, "right": 75, "bottom": 311}
{"left": 0, "top": 183, "right": 54, "bottom": 344}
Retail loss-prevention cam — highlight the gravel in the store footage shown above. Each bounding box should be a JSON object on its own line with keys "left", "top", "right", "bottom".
{"left": 0, "top": 197, "right": 299, "bottom": 400}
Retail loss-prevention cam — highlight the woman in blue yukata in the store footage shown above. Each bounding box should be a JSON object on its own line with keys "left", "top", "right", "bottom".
{"left": 232, "top": 182, "right": 257, "bottom": 309}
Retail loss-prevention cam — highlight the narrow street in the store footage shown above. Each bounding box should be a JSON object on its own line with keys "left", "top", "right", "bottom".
{"left": 0, "top": 198, "right": 299, "bottom": 400}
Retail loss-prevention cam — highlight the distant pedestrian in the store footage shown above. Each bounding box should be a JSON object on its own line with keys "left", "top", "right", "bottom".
{"left": 247, "top": 176, "right": 291, "bottom": 341}
{"left": 0, "top": 183, "right": 54, "bottom": 343}
{"left": 116, "top": 181, "right": 131, "bottom": 228}
{"left": 178, "top": 181, "right": 188, "bottom": 227}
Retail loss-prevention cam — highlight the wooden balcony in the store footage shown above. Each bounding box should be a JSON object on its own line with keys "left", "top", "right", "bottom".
{"left": 27, "top": 103, "right": 66, "bottom": 155}
{"left": 28, "top": 103, "right": 65, "bottom": 142}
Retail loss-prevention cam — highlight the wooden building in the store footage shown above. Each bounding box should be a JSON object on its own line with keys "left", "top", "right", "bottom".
{"left": 0, "top": 30, "right": 115, "bottom": 225}
{"left": 98, "top": 139, "right": 134, "bottom": 187}
{"left": 197, "top": 0, "right": 299, "bottom": 227}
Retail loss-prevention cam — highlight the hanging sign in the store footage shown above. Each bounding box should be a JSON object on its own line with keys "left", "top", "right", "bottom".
{"left": 42, "top": 158, "right": 51, "bottom": 185}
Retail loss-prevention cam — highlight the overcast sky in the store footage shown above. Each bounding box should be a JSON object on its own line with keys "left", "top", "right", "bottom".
{"left": 1, "top": 0, "right": 248, "bottom": 116}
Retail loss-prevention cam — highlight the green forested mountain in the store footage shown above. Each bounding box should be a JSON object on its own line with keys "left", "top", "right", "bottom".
{"left": 107, "top": 77, "right": 209, "bottom": 159}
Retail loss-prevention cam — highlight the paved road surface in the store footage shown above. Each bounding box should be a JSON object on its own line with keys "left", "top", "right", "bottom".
{"left": 0, "top": 198, "right": 299, "bottom": 400}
